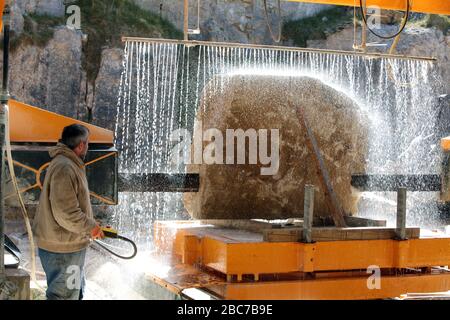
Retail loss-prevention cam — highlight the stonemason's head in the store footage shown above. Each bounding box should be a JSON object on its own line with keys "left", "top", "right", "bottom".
{"left": 61, "top": 124, "right": 90, "bottom": 160}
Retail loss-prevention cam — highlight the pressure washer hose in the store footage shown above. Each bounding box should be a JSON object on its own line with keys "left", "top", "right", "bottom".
{"left": 93, "top": 236, "right": 138, "bottom": 260}
{"left": 4, "top": 105, "right": 45, "bottom": 292}
{"left": 263, "top": 0, "right": 282, "bottom": 43}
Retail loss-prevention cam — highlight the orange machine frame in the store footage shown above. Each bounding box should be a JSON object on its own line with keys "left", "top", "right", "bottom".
{"left": 146, "top": 221, "right": 450, "bottom": 300}
{"left": 4, "top": 99, "right": 116, "bottom": 205}
{"left": 8, "top": 99, "right": 114, "bottom": 144}
{"left": 286, "top": 0, "right": 450, "bottom": 15}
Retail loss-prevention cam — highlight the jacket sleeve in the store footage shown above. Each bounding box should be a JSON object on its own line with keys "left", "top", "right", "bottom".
{"left": 49, "top": 165, "right": 97, "bottom": 234}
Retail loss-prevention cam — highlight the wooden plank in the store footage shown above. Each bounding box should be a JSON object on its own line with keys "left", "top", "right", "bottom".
{"left": 199, "top": 219, "right": 274, "bottom": 233}
{"left": 313, "top": 216, "right": 386, "bottom": 227}
{"left": 263, "top": 227, "right": 420, "bottom": 242}
{"left": 343, "top": 216, "right": 387, "bottom": 227}
{"left": 200, "top": 216, "right": 386, "bottom": 233}
{"left": 313, "top": 227, "right": 420, "bottom": 241}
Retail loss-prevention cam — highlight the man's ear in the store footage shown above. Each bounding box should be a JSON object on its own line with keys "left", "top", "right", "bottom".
{"left": 75, "top": 142, "right": 82, "bottom": 152}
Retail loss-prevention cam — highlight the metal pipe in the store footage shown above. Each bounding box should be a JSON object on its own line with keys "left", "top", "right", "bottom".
{"left": 1, "top": 3, "right": 10, "bottom": 100}
{"left": 183, "top": 0, "right": 189, "bottom": 41}
{"left": 121, "top": 37, "right": 437, "bottom": 62}
{"left": 389, "top": 14, "right": 409, "bottom": 55}
{"left": 360, "top": 1, "right": 367, "bottom": 52}
{"left": 295, "top": 102, "right": 346, "bottom": 227}
{"left": 2, "top": 28, "right": 8, "bottom": 95}
{"left": 396, "top": 187, "right": 407, "bottom": 240}
{"left": 0, "top": 4, "right": 11, "bottom": 275}
{"left": 0, "top": 106, "right": 4, "bottom": 274}
{"left": 302, "top": 185, "right": 315, "bottom": 243}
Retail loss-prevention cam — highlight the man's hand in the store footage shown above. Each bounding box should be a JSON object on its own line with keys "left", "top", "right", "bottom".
{"left": 91, "top": 224, "right": 105, "bottom": 240}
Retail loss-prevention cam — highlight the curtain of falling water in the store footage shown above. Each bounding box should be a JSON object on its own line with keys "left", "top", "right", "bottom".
{"left": 114, "top": 40, "right": 442, "bottom": 246}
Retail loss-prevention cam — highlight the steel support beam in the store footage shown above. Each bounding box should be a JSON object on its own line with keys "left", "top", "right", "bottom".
{"left": 351, "top": 174, "right": 441, "bottom": 192}
{"left": 118, "top": 173, "right": 200, "bottom": 192}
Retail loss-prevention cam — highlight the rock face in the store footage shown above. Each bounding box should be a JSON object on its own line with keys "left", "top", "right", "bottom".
{"left": 184, "top": 75, "right": 369, "bottom": 219}
{"left": 92, "top": 48, "right": 124, "bottom": 130}
{"left": 132, "top": 0, "right": 330, "bottom": 44}
{"left": 14, "top": 0, "right": 65, "bottom": 16}
{"left": 2, "top": 27, "right": 123, "bottom": 130}
{"left": 13, "top": 0, "right": 38, "bottom": 14}
{"left": 12, "top": 0, "right": 65, "bottom": 33}
{"left": 35, "top": 0, "right": 65, "bottom": 17}
{"left": 11, "top": 2, "right": 25, "bottom": 34}
{"left": 7, "top": 27, "right": 83, "bottom": 119}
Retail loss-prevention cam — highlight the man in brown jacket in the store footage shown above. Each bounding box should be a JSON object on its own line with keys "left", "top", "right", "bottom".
{"left": 33, "top": 124, "right": 104, "bottom": 300}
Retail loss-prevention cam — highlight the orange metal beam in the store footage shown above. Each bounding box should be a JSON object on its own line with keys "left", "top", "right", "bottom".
{"left": 146, "top": 251, "right": 450, "bottom": 300}
{"left": 0, "top": 0, "right": 5, "bottom": 33}
{"left": 442, "top": 136, "right": 450, "bottom": 152}
{"left": 218, "top": 273, "right": 450, "bottom": 300}
{"left": 8, "top": 99, "right": 114, "bottom": 144}
{"left": 285, "top": 0, "right": 450, "bottom": 15}
{"left": 199, "top": 238, "right": 450, "bottom": 275}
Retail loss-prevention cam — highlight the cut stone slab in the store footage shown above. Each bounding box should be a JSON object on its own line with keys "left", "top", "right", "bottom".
{"left": 184, "top": 75, "right": 369, "bottom": 220}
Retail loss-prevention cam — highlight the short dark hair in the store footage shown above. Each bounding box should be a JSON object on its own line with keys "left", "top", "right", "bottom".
{"left": 61, "top": 124, "right": 90, "bottom": 150}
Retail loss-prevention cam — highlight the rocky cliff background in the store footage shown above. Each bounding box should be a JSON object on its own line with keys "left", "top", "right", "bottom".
{"left": 3, "top": 0, "right": 450, "bottom": 132}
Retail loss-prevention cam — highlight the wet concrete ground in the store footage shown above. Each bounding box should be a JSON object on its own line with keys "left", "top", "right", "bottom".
{"left": 6, "top": 222, "right": 150, "bottom": 300}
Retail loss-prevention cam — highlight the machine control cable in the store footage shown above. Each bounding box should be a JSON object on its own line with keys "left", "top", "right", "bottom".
{"left": 263, "top": 0, "right": 282, "bottom": 43}
{"left": 359, "top": 0, "right": 410, "bottom": 40}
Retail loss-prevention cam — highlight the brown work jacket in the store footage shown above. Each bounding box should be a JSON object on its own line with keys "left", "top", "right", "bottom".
{"left": 32, "top": 143, "right": 96, "bottom": 253}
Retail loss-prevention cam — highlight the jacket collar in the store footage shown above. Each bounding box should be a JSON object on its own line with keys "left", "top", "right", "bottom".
{"left": 49, "top": 142, "right": 85, "bottom": 168}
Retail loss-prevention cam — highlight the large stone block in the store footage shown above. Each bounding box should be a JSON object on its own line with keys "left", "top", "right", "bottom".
{"left": 184, "top": 75, "right": 369, "bottom": 219}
